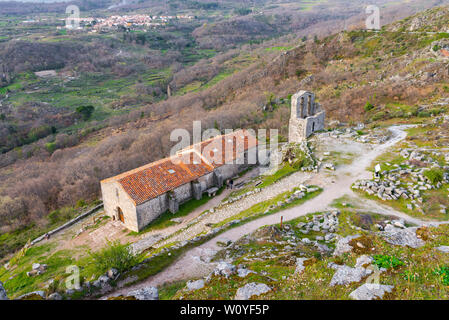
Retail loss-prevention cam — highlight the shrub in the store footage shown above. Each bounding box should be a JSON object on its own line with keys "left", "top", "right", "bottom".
{"left": 418, "top": 111, "right": 430, "bottom": 118}
{"left": 373, "top": 255, "right": 405, "bottom": 269}
{"left": 45, "top": 142, "right": 57, "bottom": 154}
{"left": 364, "top": 101, "right": 374, "bottom": 112}
{"left": 75, "top": 105, "right": 95, "bottom": 121}
{"left": 47, "top": 207, "right": 76, "bottom": 225}
{"left": 424, "top": 168, "right": 444, "bottom": 184}
{"left": 76, "top": 199, "right": 87, "bottom": 208}
{"left": 89, "top": 240, "right": 139, "bottom": 274}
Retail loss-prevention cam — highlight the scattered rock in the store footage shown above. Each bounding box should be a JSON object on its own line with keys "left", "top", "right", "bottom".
{"left": 355, "top": 255, "right": 373, "bottom": 268}
{"left": 234, "top": 282, "right": 271, "bottom": 300}
{"left": 171, "top": 218, "right": 183, "bottom": 224}
{"left": 186, "top": 279, "right": 205, "bottom": 291}
{"left": 237, "top": 268, "right": 256, "bottom": 278}
{"left": 437, "top": 246, "right": 449, "bottom": 253}
{"left": 294, "top": 258, "right": 308, "bottom": 275}
{"left": 107, "top": 268, "right": 119, "bottom": 279}
{"left": 213, "top": 261, "right": 236, "bottom": 278}
{"left": 47, "top": 292, "right": 63, "bottom": 300}
{"left": 127, "top": 287, "right": 159, "bottom": 300}
{"left": 0, "top": 281, "right": 8, "bottom": 300}
{"left": 349, "top": 283, "right": 394, "bottom": 300}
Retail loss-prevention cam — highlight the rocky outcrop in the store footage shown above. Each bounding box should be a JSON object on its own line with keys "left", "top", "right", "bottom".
{"left": 381, "top": 226, "right": 425, "bottom": 248}
{"left": 186, "top": 279, "right": 205, "bottom": 291}
{"left": 0, "top": 281, "right": 8, "bottom": 300}
{"left": 329, "top": 263, "right": 373, "bottom": 286}
{"left": 234, "top": 283, "right": 271, "bottom": 300}
{"left": 333, "top": 235, "right": 360, "bottom": 256}
{"left": 349, "top": 283, "right": 394, "bottom": 300}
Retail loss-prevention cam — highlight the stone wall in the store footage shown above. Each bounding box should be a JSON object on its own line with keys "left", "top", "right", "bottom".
{"left": 304, "top": 111, "right": 325, "bottom": 138}
{"left": 136, "top": 193, "right": 168, "bottom": 230}
{"left": 101, "top": 180, "right": 139, "bottom": 231}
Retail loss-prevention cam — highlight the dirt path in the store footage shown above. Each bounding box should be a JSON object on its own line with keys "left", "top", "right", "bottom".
{"left": 105, "top": 125, "right": 441, "bottom": 298}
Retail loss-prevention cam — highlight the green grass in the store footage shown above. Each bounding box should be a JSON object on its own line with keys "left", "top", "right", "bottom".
{"left": 0, "top": 202, "right": 101, "bottom": 261}
{"left": 258, "top": 164, "right": 298, "bottom": 189}
{"left": 159, "top": 281, "right": 187, "bottom": 300}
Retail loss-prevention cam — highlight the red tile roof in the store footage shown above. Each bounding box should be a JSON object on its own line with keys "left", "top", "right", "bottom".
{"left": 180, "top": 129, "right": 259, "bottom": 168}
{"left": 441, "top": 48, "right": 449, "bottom": 57}
{"left": 102, "top": 130, "right": 258, "bottom": 205}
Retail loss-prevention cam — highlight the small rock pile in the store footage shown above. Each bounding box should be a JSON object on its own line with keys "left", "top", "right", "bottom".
{"left": 296, "top": 211, "right": 340, "bottom": 243}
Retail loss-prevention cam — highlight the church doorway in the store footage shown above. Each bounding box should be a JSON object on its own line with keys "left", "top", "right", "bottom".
{"left": 117, "top": 207, "right": 125, "bottom": 223}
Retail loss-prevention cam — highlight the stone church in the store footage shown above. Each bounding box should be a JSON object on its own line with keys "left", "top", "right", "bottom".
{"left": 289, "top": 90, "right": 325, "bottom": 142}
{"left": 100, "top": 130, "right": 258, "bottom": 232}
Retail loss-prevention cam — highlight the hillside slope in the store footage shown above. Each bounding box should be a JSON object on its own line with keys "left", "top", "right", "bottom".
{"left": 0, "top": 3, "right": 448, "bottom": 260}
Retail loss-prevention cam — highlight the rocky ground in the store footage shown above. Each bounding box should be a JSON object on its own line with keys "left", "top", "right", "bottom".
{"left": 173, "top": 209, "right": 449, "bottom": 300}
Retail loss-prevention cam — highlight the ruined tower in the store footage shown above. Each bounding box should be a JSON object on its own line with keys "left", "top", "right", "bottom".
{"left": 288, "top": 90, "right": 325, "bottom": 142}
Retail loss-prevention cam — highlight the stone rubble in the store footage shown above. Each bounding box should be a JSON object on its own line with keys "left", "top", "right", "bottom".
{"left": 127, "top": 286, "right": 159, "bottom": 300}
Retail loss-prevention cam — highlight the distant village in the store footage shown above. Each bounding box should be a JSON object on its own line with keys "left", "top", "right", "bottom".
{"left": 91, "top": 14, "right": 195, "bottom": 30}
{"left": 23, "top": 13, "right": 196, "bottom": 32}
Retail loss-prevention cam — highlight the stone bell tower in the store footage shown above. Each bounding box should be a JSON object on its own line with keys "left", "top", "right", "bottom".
{"left": 288, "top": 90, "right": 325, "bottom": 142}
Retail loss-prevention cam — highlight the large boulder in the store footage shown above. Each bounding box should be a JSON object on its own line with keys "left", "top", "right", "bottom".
{"left": 0, "top": 282, "right": 8, "bottom": 300}
{"left": 381, "top": 226, "right": 425, "bottom": 248}
{"left": 235, "top": 283, "right": 271, "bottom": 300}
{"left": 127, "top": 287, "right": 159, "bottom": 300}
{"left": 349, "top": 283, "right": 394, "bottom": 300}
{"left": 329, "top": 264, "right": 373, "bottom": 286}
{"left": 186, "top": 279, "right": 205, "bottom": 291}
{"left": 333, "top": 235, "right": 360, "bottom": 256}
{"left": 237, "top": 268, "right": 256, "bottom": 278}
